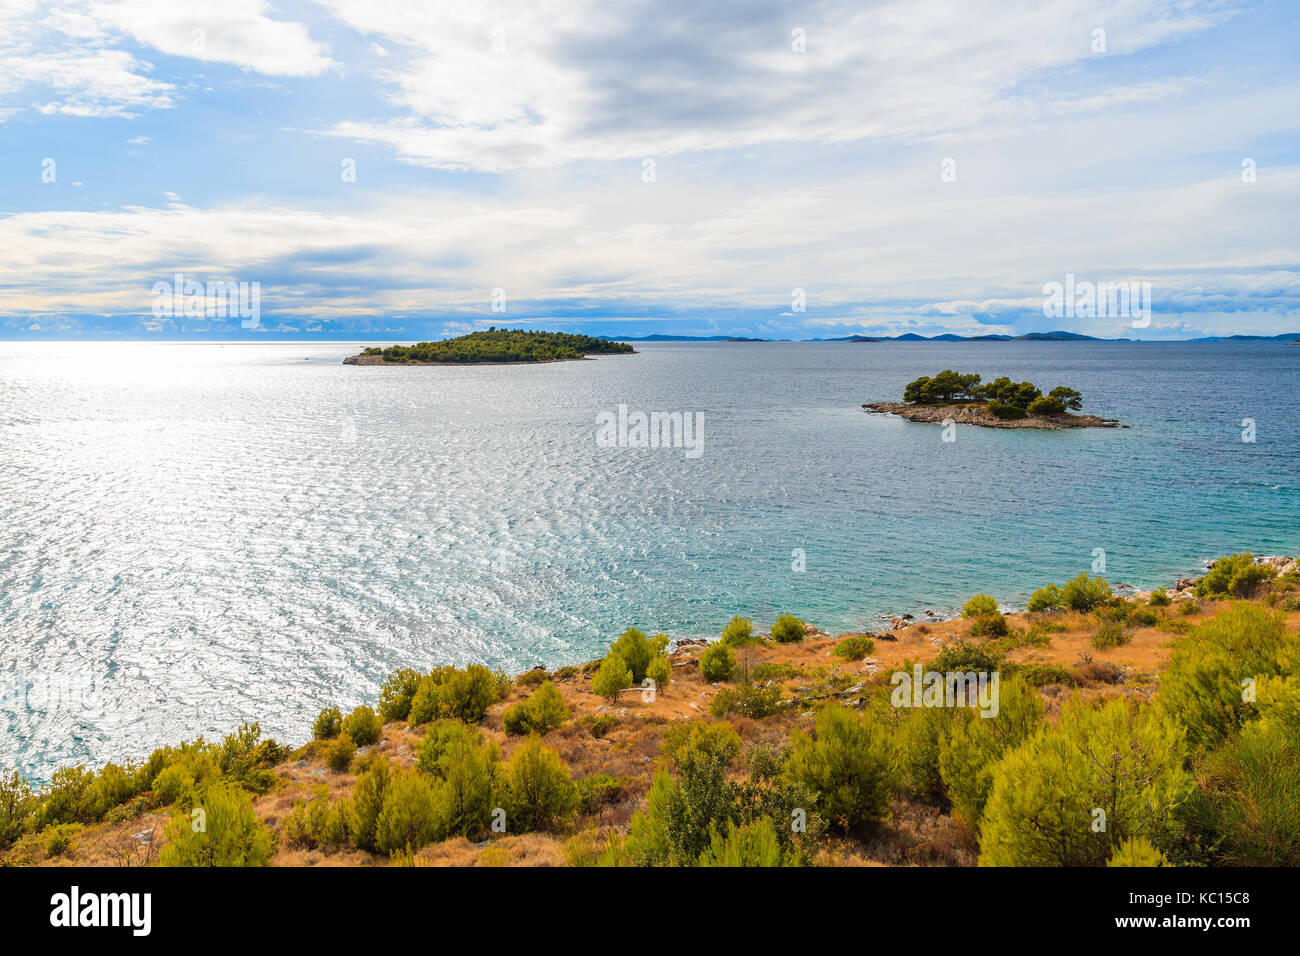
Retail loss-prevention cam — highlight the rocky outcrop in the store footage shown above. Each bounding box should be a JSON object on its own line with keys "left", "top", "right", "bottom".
{"left": 864, "top": 402, "right": 1121, "bottom": 430}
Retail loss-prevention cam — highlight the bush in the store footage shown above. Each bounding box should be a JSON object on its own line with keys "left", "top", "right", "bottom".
{"left": 591, "top": 653, "right": 632, "bottom": 703}
{"left": 969, "top": 612, "right": 1009, "bottom": 638}
{"left": 937, "top": 676, "right": 1044, "bottom": 826}
{"left": 719, "top": 615, "right": 756, "bottom": 648}
{"left": 962, "top": 594, "right": 999, "bottom": 618}
{"left": 987, "top": 401, "right": 1027, "bottom": 420}
{"left": 325, "top": 733, "right": 357, "bottom": 772}
{"left": 1062, "top": 573, "right": 1112, "bottom": 611}
{"left": 417, "top": 722, "right": 498, "bottom": 839}
{"left": 159, "top": 784, "right": 275, "bottom": 867}
{"left": 500, "top": 737, "right": 579, "bottom": 833}
{"left": 1181, "top": 683, "right": 1300, "bottom": 865}
{"left": 1131, "top": 608, "right": 1158, "bottom": 627}
{"left": 341, "top": 706, "right": 382, "bottom": 746}
{"left": 609, "top": 628, "right": 655, "bottom": 683}
{"left": 1156, "top": 605, "right": 1294, "bottom": 749}
{"left": 770, "top": 614, "right": 807, "bottom": 644}
{"left": 1027, "top": 583, "right": 1065, "bottom": 612}
{"left": 35, "top": 766, "right": 94, "bottom": 827}
{"left": 1107, "top": 837, "right": 1171, "bottom": 867}
{"left": 312, "top": 706, "right": 343, "bottom": 740}
{"left": 709, "top": 684, "right": 783, "bottom": 719}
{"left": 1027, "top": 394, "right": 1067, "bottom": 415}
{"left": 699, "top": 643, "right": 736, "bottom": 682}
{"left": 646, "top": 655, "right": 671, "bottom": 694}
{"left": 1091, "top": 617, "right": 1131, "bottom": 650}
{"left": 697, "top": 819, "right": 792, "bottom": 867}
{"left": 347, "top": 760, "right": 390, "bottom": 851}
{"left": 42, "top": 823, "right": 82, "bottom": 857}
{"left": 930, "top": 640, "right": 1003, "bottom": 674}
{"left": 575, "top": 774, "right": 625, "bottom": 815}
{"left": 834, "top": 635, "right": 875, "bottom": 661}
{"left": 1196, "top": 553, "right": 1277, "bottom": 598}
{"left": 516, "top": 668, "right": 549, "bottom": 688}
{"left": 376, "top": 770, "right": 440, "bottom": 854}
{"left": 978, "top": 698, "right": 1190, "bottom": 866}
{"left": 378, "top": 668, "right": 423, "bottom": 722}
{"left": 784, "top": 704, "right": 896, "bottom": 830}
{"left": 661, "top": 720, "right": 742, "bottom": 771}
{"left": 0, "top": 769, "right": 35, "bottom": 848}
{"left": 406, "top": 665, "right": 506, "bottom": 726}
{"left": 1149, "top": 587, "right": 1171, "bottom": 607}
{"left": 281, "top": 786, "right": 333, "bottom": 849}
{"left": 502, "top": 681, "right": 570, "bottom": 736}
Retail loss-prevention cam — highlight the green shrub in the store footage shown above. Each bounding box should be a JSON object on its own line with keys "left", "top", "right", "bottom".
{"left": 417, "top": 721, "right": 499, "bottom": 839}
{"left": 784, "top": 704, "right": 896, "bottom": 830}
{"left": 438, "top": 665, "right": 508, "bottom": 723}
{"left": 1148, "top": 587, "right": 1171, "bottom": 607}
{"left": 1196, "top": 553, "right": 1277, "bottom": 598}
{"left": 325, "top": 733, "right": 357, "bottom": 772}
{"left": 978, "top": 698, "right": 1190, "bottom": 866}
{"left": 341, "top": 706, "right": 382, "bottom": 746}
{"left": 216, "top": 723, "right": 287, "bottom": 794}
{"left": 0, "top": 769, "right": 35, "bottom": 848}
{"left": 1131, "top": 608, "right": 1158, "bottom": 627}
{"left": 1027, "top": 583, "right": 1065, "bottom": 612}
{"left": 312, "top": 705, "right": 343, "bottom": 740}
{"left": 697, "top": 819, "right": 793, "bottom": 867}
{"left": 1181, "top": 680, "right": 1300, "bottom": 865}
{"left": 968, "top": 612, "right": 1009, "bottom": 638}
{"left": 646, "top": 655, "right": 672, "bottom": 693}
{"left": 86, "top": 763, "right": 139, "bottom": 820}
{"left": 930, "top": 640, "right": 1003, "bottom": 674}
{"left": 720, "top": 616, "right": 757, "bottom": 648}
{"left": 378, "top": 668, "right": 423, "bottom": 722}
{"left": 1156, "top": 605, "right": 1294, "bottom": 749}
{"left": 575, "top": 774, "right": 625, "bottom": 815}
{"left": 1027, "top": 394, "right": 1066, "bottom": 415}
{"left": 516, "top": 668, "right": 549, "bottom": 688}
{"left": 699, "top": 643, "right": 736, "bottom": 682}
{"left": 1107, "top": 836, "right": 1171, "bottom": 867}
{"left": 281, "top": 786, "right": 333, "bottom": 849}
{"left": 586, "top": 714, "right": 617, "bottom": 738}
{"left": 500, "top": 737, "right": 579, "bottom": 833}
{"left": 1178, "top": 599, "right": 1200, "bottom": 616}
{"left": 1062, "top": 573, "right": 1112, "bottom": 611}
{"left": 376, "top": 769, "right": 440, "bottom": 854}
{"left": 35, "top": 766, "right": 94, "bottom": 827}
{"left": 159, "top": 784, "right": 275, "bottom": 867}
{"left": 42, "top": 823, "right": 82, "bottom": 857}
{"left": 893, "top": 705, "right": 954, "bottom": 807}
{"left": 987, "top": 401, "right": 1027, "bottom": 420}
{"left": 502, "top": 681, "right": 570, "bottom": 736}
{"left": 591, "top": 653, "right": 632, "bottom": 703}
{"left": 833, "top": 635, "right": 875, "bottom": 661}
{"left": 609, "top": 628, "right": 655, "bottom": 683}
{"left": 1091, "top": 617, "right": 1131, "bottom": 650}
{"left": 770, "top": 614, "right": 807, "bottom": 644}
{"left": 347, "top": 759, "right": 390, "bottom": 851}
{"left": 962, "top": 594, "right": 999, "bottom": 618}
{"left": 937, "top": 676, "right": 1044, "bottom": 826}
{"left": 661, "top": 720, "right": 742, "bottom": 771}
{"left": 709, "top": 684, "right": 783, "bottom": 719}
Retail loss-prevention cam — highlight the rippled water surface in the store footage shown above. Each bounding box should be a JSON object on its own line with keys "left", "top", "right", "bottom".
{"left": 2, "top": 339, "right": 1298, "bottom": 778}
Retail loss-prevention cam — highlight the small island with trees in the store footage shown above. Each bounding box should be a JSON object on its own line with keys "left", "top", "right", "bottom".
{"left": 865, "top": 370, "right": 1120, "bottom": 429}
{"left": 344, "top": 329, "right": 635, "bottom": 365}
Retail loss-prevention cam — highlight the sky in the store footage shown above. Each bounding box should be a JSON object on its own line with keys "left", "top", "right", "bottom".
{"left": 0, "top": 0, "right": 1298, "bottom": 341}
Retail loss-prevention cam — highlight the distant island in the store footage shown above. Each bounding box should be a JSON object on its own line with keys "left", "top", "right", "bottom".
{"left": 865, "top": 370, "right": 1120, "bottom": 430}
{"left": 345, "top": 329, "right": 636, "bottom": 365}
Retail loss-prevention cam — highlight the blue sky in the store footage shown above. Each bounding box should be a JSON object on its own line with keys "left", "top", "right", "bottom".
{"left": 1, "top": 0, "right": 1298, "bottom": 340}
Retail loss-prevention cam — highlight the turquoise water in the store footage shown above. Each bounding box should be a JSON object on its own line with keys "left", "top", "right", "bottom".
{"left": 1, "top": 339, "right": 1297, "bottom": 778}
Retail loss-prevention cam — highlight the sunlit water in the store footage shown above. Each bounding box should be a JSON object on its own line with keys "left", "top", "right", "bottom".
{"left": 2, "top": 339, "right": 1297, "bottom": 779}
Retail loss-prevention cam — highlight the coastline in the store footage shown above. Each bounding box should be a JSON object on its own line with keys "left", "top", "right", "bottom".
{"left": 4, "top": 551, "right": 1296, "bottom": 867}
{"left": 864, "top": 401, "right": 1121, "bottom": 429}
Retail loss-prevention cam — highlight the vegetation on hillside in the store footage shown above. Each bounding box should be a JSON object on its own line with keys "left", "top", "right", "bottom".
{"left": 359, "top": 329, "right": 634, "bottom": 364}
{"left": 3, "top": 561, "right": 1298, "bottom": 868}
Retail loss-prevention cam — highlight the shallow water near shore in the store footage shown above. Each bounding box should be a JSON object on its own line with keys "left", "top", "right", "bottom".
{"left": 2, "top": 339, "right": 1298, "bottom": 779}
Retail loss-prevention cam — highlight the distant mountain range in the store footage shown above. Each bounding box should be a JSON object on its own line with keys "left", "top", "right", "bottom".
{"left": 600, "top": 330, "right": 1300, "bottom": 343}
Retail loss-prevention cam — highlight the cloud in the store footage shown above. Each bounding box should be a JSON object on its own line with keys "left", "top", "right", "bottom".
{"left": 314, "top": 0, "right": 1237, "bottom": 171}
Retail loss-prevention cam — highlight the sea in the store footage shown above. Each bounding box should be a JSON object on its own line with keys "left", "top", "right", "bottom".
{"left": 2, "top": 339, "right": 1297, "bottom": 779}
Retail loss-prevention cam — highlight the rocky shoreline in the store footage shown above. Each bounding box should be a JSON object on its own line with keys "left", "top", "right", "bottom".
{"left": 864, "top": 401, "right": 1122, "bottom": 430}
